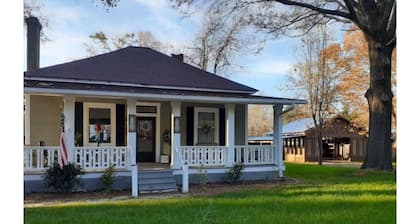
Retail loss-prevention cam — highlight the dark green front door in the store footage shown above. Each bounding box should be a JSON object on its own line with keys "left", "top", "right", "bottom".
{"left": 136, "top": 117, "right": 156, "bottom": 162}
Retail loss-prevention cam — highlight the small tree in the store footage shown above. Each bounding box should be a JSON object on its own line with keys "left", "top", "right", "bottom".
{"left": 292, "top": 25, "right": 339, "bottom": 165}
{"left": 44, "top": 163, "right": 83, "bottom": 193}
{"left": 100, "top": 165, "right": 116, "bottom": 193}
{"left": 195, "top": 164, "right": 208, "bottom": 185}
{"left": 227, "top": 163, "right": 244, "bottom": 182}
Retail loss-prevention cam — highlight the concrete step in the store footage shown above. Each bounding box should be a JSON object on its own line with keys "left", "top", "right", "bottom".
{"left": 138, "top": 170, "right": 174, "bottom": 179}
{"left": 139, "top": 188, "right": 178, "bottom": 194}
{"left": 139, "top": 183, "right": 178, "bottom": 191}
{"left": 138, "top": 169, "right": 178, "bottom": 194}
{"left": 139, "top": 177, "right": 176, "bottom": 185}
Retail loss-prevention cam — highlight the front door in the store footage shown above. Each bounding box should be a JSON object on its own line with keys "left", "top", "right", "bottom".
{"left": 136, "top": 117, "right": 156, "bottom": 162}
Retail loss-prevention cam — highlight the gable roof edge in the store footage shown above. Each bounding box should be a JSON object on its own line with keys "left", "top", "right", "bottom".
{"left": 24, "top": 76, "right": 257, "bottom": 94}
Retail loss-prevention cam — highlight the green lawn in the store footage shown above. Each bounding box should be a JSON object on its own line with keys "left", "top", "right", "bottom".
{"left": 24, "top": 163, "right": 396, "bottom": 224}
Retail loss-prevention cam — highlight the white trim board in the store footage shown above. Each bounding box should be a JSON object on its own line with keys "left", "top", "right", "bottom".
{"left": 25, "top": 87, "right": 306, "bottom": 105}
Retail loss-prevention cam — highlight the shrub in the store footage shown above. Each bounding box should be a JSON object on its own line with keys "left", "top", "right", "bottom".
{"left": 227, "top": 163, "right": 244, "bottom": 182}
{"left": 44, "top": 162, "right": 83, "bottom": 193}
{"left": 100, "top": 165, "right": 116, "bottom": 192}
{"left": 196, "top": 164, "right": 208, "bottom": 185}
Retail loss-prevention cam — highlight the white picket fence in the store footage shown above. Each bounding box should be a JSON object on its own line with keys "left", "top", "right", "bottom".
{"left": 74, "top": 146, "right": 128, "bottom": 171}
{"left": 180, "top": 146, "right": 227, "bottom": 166}
{"left": 234, "top": 145, "right": 276, "bottom": 165}
{"left": 24, "top": 146, "right": 59, "bottom": 172}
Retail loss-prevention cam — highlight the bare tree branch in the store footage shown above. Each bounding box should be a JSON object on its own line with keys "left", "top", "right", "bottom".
{"left": 272, "top": 0, "right": 351, "bottom": 19}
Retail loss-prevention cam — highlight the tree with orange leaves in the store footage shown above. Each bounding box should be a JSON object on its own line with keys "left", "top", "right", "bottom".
{"left": 336, "top": 27, "right": 396, "bottom": 133}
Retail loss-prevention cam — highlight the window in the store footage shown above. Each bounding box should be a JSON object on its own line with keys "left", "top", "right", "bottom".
{"left": 136, "top": 105, "right": 157, "bottom": 114}
{"left": 194, "top": 107, "right": 219, "bottom": 145}
{"left": 84, "top": 103, "right": 116, "bottom": 146}
{"left": 88, "top": 108, "right": 111, "bottom": 143}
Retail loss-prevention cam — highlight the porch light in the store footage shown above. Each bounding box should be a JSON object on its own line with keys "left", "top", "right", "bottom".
{"left": 174, "top": 116, "right": 180, "bottom": 133}
{"left": 129, "top": 114, "right": 136, "bottom": 132}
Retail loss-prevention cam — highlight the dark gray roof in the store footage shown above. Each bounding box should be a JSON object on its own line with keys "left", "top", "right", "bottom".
{"left": 24, "top": 46, "right": 257, "bottom": 93}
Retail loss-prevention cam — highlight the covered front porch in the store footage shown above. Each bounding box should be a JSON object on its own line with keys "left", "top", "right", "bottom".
{"left": 24, "top": 92, "right": 296, "bottom": 195}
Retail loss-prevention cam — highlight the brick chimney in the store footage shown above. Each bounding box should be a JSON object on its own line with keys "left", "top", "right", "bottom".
{"left": 171, "top": 53, "right": 184, "bottom": 62}
{"left": 25, "top": 16, "right": 42, "bottom": 71}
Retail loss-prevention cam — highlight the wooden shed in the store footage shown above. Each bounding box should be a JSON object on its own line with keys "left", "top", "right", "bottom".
{"left": 283, "top": 116, "right": 367, "bottom": 163}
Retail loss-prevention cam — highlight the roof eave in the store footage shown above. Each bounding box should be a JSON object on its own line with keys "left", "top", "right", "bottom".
{"left": 24, "top": 76, "right": 257, "bottom": 95}
{"left": 24, "top": 87, "right": 306, "bottom": 105}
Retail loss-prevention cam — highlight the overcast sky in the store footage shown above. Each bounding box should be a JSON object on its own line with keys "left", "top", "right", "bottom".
{"left": 24, "top": 0, "right": 341, "bottom": 98}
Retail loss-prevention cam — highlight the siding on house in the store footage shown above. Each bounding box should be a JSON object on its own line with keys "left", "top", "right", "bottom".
{"left": 234, "top": 104, "right": 247, "bottom": 145}
{"left": 29, "top": 95, "right": 61, "bottom": 146}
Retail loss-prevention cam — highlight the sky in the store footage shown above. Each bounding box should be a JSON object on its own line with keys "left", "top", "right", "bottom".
{"left": 24, "top": 0, "right": 342, "bottom": 99}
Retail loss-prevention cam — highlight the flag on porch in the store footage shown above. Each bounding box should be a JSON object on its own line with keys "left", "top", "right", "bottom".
{"left": 59, "top": 111, "right": 69, "bottom": 169}
{"left": 59, "top": 132, "right": 69, "bottom": 169}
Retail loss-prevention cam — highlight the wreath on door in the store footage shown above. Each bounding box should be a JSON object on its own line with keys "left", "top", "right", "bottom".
{"left": 201, "top": 124, "right": 213, "bottom": 134}
{"left": 140, "top": 121, "right": 152, "bottom": 136}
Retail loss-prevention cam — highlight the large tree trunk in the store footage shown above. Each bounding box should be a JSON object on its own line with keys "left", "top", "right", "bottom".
{"left": 317, "top": 128, "right": 323, "bottom": 165}
{"left": 313, "top": 117, "right": 323, "bottom": 165}
{"left": 361, "top": 35, "right": 394, "bottom": 171}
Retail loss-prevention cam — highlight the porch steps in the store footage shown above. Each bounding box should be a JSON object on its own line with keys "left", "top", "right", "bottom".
{"left": 138, "top": 170, "right": 178, "bottom": 194}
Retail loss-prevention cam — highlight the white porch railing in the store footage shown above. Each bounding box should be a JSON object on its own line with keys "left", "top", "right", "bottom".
{"left": 24, "top": 146, "right": 129, "bottom": 172}
{"left": 234, "top": 145, "right": 276, "bottom": 165}
{"left": 74, "top": 146, "right": 128, "bottom": 170}
{"left": 24, "top": 145, "right": 276, "bottom": 172}
{"left": 24, "top": 146, "right": 59, "bottom": 172}
{"left": 180, "top": 146, "right": 227, "bottom": 166}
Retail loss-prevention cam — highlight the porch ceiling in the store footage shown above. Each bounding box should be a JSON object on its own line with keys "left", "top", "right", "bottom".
{"left": 24, "top": 80, "right": 306, "bottom": 105}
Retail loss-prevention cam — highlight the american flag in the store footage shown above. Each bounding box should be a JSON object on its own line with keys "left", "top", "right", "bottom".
{"left": 59, "top": 132, "right": 69, "bottom": 169}
{"left": 59, "top": 113, "right": 69, "bottom": 169}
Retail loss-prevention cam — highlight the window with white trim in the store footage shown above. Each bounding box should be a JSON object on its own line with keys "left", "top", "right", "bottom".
{"left": 83, "top": 103, "right": 116, "bottom": 146}
{"left": 194, "top": 107, "right": 219, "bottom": 145}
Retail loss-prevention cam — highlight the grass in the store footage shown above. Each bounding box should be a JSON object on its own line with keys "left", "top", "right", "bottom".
{"left": 24, "top": 163, "right": 396, "bottom": 224}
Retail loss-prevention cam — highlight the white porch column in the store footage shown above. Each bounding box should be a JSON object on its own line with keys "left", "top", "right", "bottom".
{"left": 24, "top": 94, "right": 31, "bottom": 145}
{"left": 226, "top": 104, "right": 235, "bottom": 167}
{"left": 244, "top": 104, "right": 248, "bottom": 145}
{"left": 273, "top": 104, "right": 284, "bottom": 177}
{"left": 127, "top": 98, "right": 138, "bottom": 197}
{"left": 182, "top": 163, "right": 189, "bottom": 193}
{"left": 171, "top": 101, "right": 181, "bottom": 169}
{"left": 63, "top": 96, "right": 75, "bottom": 162}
